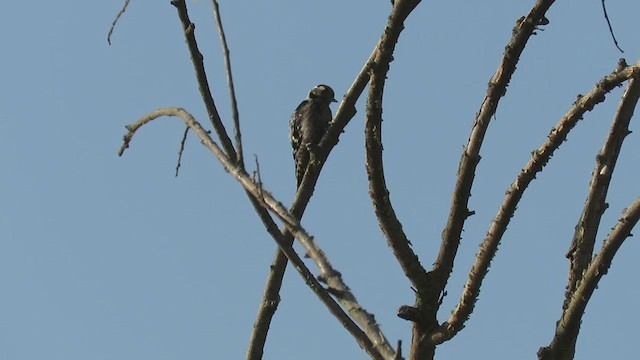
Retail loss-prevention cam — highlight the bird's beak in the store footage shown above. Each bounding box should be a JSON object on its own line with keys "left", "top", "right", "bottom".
{"left": 332, "top": 99, "right": 338, "bottom": 103}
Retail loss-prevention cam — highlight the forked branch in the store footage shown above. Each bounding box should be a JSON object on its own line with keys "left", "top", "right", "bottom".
{"left": 119, "top": 107, "right": 387, "bottom": 360}
{"left": 171, "top": 0, "right": 237, "bottom": 160}
{"left": 565, "top": 75, "right": 640, "bottom": 305}
{"left": 162, "top": 2, "right": 394, "bottom": 356}
{"left": 546, "top": 76, "right": 640, "bottom": 360}
{"left": 250, "top": 2, "right": 426, "bottom": 358}
{"left": 539, "top": 197, "right": 640, "bottom": 359}
{"left": 434, "top": 0, "right": 556, "bottom": 301}
{"left": 432, "top": 60, "right": 640, "bottom": 345}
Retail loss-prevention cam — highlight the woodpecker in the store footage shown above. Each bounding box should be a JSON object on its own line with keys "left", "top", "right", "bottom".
{"left": 289, "top": 84, "right": 337, "bottom": 187}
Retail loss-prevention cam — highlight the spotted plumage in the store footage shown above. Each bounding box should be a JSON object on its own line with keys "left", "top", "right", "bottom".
{"left": 289, "top": 84, "right": 337, "bottom": 187}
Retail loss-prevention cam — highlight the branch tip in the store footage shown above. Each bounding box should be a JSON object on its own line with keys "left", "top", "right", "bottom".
{"left": 107, "top": 0, "right": 131, "bottom": 45}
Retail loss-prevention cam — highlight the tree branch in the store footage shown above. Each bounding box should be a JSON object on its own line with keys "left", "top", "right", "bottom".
{"left": 430, "top": 59, "right": 640, "bottom": 345}
{"left": 248, "top": 3, "right": 428, "bottom": 358}
{"left": 434, "top": 0, "right": 557, "bottom": 303}
{"left": 164, "top": 5, "right": 307, "bottom": 356}
{"left": 600, "top": 0, "right": 624, "bottom": 53}
{"left": 107, "top": 0, "right": 131, "bottom": 45}
{"left": 247, "top": 42, "right": 388, "bottom": 360}
{"left": 547, "top": 75, "right": 640, "bottom": 359}
{"left": 119, "top": 108, "right": 387, "bottom": 360}
{"left": 565, "top": 74, "right": 639, "bottom": 299}
{"left": 211, "top": 0, "right": 243, "bottom": 166}
{"left": 171, "top": 0, "right": 237, "bottom": 161}
{"left": 538, "top": 196, "right": 640, "bottom": 360}
{"left": 365, "top": 0, "right": 429, "bottom": 295}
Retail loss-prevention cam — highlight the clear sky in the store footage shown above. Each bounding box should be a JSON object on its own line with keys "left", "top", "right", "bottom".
{"left": 2, "top": 1, "right": 639, "bottom": 359}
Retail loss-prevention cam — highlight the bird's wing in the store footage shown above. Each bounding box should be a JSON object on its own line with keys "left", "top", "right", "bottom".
{"left": 289, "top": 99, "right": 309, "bottom": 158}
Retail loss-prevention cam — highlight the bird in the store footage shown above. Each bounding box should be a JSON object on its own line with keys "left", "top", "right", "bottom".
{"left": 289, "top": 84, "right": 337, "bottom": 187}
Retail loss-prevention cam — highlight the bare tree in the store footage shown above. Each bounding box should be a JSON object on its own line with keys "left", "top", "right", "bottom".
{"left": 114, "top": 1, "right": 639, "bottom": 359}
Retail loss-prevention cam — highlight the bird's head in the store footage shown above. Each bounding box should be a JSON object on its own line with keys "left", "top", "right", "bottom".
{"left": 308, "top": 84, "right": 337, "bottom": 105}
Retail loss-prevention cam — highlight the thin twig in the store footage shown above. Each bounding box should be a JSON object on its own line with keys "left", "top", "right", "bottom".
{"left": 253, "top": 154, "right": 265, "bottom": 201}
{"left": 170, "top": 0, "right": 237, "bottom": 161}
{"left": 601, "top": 0, "right": 624, "bottom": 53}
{"left": 119, "top": 107, "right": 386, "bottom": 360}
{"left": 432, "top": 60, "right": 640, "bottom": 345}
{"left": 107, "top": 0, "right": 131, "bottom": 45}
{"left": 175, "top": 125, "right": 190, "bottom": 177}
{"left": 211, "top": 0, "right": 244, "bottom": 166}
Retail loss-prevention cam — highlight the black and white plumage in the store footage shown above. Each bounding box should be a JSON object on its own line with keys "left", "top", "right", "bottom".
{"left": 289, "top": 84, "right": 337, "bottom": 187}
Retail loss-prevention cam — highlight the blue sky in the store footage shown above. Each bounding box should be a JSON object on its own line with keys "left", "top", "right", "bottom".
{"left": 2, "top": 1, "right": 639, "bottom": 359}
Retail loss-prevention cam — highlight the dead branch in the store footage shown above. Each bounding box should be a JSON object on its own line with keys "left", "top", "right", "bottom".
{"left": 107, "top": 0, "right": 131, "bottom": 45}
{"left": 119, "top": 107, "right": 386, "bottom": 360}
{"left": 600, "top": 0, "right": 624, "bottom": 53}
{"left": 171, "top": 0, "right": 237, "bottom": 161}
{"left": 248, "top": 2, "right": 427, "bottom": 358}
{"left": 112, "top": 0, "right": 640, "bottom": 357}
{"left": 547, "top": 76, "right": 640, "bottom": 359}
{"left": 365, "top": 3, "right": 436, "bottom": 358}
{"left": 175, "top": 125, "right": 189, "bottom": 177}
{"left": 565, "top": 75, "right": 639, "bottom": 299}
{"left": 539, "top": 196, "right": 640, "bottom": 359}
{"left": 432, "top": 59, "right": 640, "bottom": 345}
{"left": 211, "top": 0, "right": 243, "bottom": 166}
{"left": 248, "top": 45, "right": 385, "bottom": 359}
{"left": 365, "top": 0, "right": 429, "bottom": 299}
{"left": 434, "top": 0, "right": 557, "bottom": 307}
